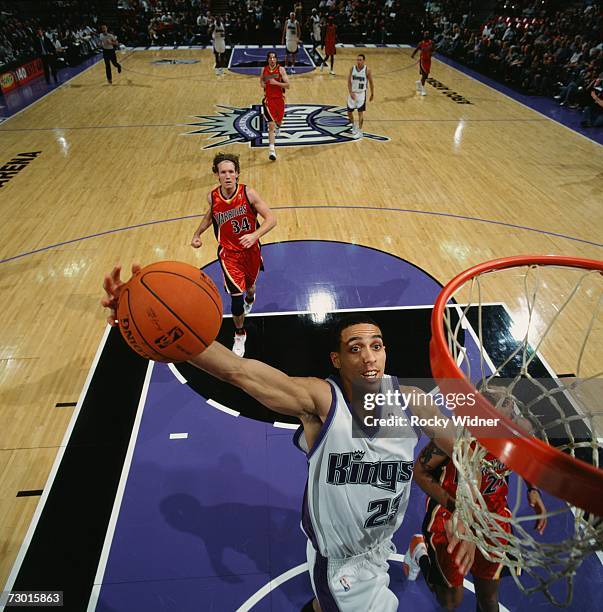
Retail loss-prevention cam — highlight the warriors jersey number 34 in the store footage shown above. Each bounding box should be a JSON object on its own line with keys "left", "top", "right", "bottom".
{"left": 211, "top": 183, "right": 259, "bottom": 252}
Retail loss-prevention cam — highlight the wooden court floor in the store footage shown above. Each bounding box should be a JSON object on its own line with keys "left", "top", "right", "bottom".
{"left": 0, "top": 47, "right": 601, "bottom": 589}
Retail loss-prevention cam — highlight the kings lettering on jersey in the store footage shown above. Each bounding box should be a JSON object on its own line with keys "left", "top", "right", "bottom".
{"left": 326, "top": 451, "right": 413, "bottom": 492}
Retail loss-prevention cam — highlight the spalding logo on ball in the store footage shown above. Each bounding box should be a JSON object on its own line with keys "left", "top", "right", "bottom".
{"left": 117, "top": 261, "right": 223, "bottom": 362}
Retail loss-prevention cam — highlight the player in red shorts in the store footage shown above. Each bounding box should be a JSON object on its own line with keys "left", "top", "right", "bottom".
{"left": 411, "top": 31, "right": 434, "bottom": 96}
{"left": 323, "top": 16, "right": 337, "bottom": 75}
{"left": 190, "top": 152, "right": 277, "bottom": 356}
{"left": 406, "top": 389, "right": 547, "bottom": 611}
{"left": 260, "top": 51, "right": 289, "bottom": 161}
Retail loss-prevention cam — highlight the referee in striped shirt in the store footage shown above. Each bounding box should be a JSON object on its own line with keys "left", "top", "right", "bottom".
{"left": 99, "top": 24, "right": 122, "bottom": 84}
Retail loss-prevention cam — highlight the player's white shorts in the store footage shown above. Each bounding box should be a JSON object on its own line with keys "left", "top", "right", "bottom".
{"left": 286, "top": 39, "right": 298, "bottom": 54}
{"left": 347, "top": 91, "right": 367, "bottom": 112}
{"left": 213, "top": 40, "right": 225, "bottom": 54}
{"left": 306, "top": 540, "right": 398, "bottom": 612}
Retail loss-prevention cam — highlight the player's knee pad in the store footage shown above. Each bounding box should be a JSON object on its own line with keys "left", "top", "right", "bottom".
{"left": 231, "top": 294, "right": 244, "bottom": 316}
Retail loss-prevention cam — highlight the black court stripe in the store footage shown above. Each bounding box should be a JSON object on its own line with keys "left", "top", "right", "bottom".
{"left": 16, "top": 490, "right": 43, "bottom": 498}
{"left": 55, "top": 402, "right": 77, "bottom": 408}
{"left": 9, "top": 327, "right": 148, "bottom": 612}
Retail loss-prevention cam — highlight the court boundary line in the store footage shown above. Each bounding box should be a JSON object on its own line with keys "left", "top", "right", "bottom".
{"left": 0, "top": 205, "right": 599, "bottom": 266}
{"left": 0, "top": 58, "right": 102, "bottom": 124}
{"left": 433, "top": 54, "right": 602, "bottom": 147}
{"left": 87, "top": 360, "right": 155, "bottom": 611}
{"left": 0, "top": 325, "right": 112, "bottom": 611}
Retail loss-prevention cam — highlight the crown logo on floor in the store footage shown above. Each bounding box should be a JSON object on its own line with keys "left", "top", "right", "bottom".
{"left": 185, "top": 104, "right": 389, "bottom": 149}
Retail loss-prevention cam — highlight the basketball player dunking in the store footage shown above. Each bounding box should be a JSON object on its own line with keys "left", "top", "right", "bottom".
{"left": 411, "top": 31, "right": 434, "bottom": 96}
{"left": 190, "top": 153, "right": 277, "bottom": 356}
{"left": 347, "top": 54, "right": 374, "bottom": 138}
{"left": 101, "top": 271, "right": 477, "bottom": 612}
{"left": 261, "top": 51, "right": 289, "bottom": 161}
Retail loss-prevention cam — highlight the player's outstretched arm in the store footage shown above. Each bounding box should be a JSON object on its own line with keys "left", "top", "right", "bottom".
{"left": 191, "top": 194, "right": 213, "bottom": 248}
{"left": 190, "top": 341, "right": 331, "bottom": 418}
{"left": 101, "top": 265, "right": 330, "bottom": 419}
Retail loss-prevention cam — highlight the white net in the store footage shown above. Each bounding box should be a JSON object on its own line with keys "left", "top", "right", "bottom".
{"left": 440, "top": 262, "right": 603, "bottom": 606}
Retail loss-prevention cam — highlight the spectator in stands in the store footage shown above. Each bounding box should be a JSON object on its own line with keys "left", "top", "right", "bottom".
{"left": 34, "top": 27, "right": 59, "bottom": 84}
{"left": 581, "top": 75, "right": 603, "bottom": 127}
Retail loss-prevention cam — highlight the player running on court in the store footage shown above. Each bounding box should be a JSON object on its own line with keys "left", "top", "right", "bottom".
{"left": 211, "top": 16, "right": 226, "bottom": 76}
{"left": 323, "top": 16, "right": 337, "bottom": 74}
{"left": 190, "top": 153, "right": 276, "bottom": 356}
{"left": 411, "top": 31, "right": 434, "bottom": 96}
{"left": 347, "top": 54, "right": 374, "bottom": 138}
{"left": 261, "top": 51, "right": 289, "bottom": 161}
{"left": 282, "top": 11, "right": 301, "bottom": 74}
{"left": 102, "top": 271, "right": 477, "bottom": 612}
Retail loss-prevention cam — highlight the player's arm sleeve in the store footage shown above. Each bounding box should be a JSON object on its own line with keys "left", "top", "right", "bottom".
{"left": 189, "top": 340, "right": 328, "bottom": 418}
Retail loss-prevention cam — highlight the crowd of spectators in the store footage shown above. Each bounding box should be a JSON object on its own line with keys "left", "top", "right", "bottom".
{"left": 307, "top": 1, "right": 423, "bottom": 45}
{"left": 0, "top": 1, "right": 101, "bottom": 70}
{"left": 114, "top": 1, "right": 425, "bottom": 47}
{"left": 430, "top": 0, "right": 603, "bottom": 95}
{"left": 2, "top": 0, "right": 601, "bottom": 126}
{"left": 428, "top": 1, "right": 602, "bottom": 125}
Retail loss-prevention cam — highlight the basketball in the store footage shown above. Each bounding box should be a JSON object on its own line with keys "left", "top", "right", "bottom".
{"left": 116, "top": 261, "right": 223, "bottom": 363}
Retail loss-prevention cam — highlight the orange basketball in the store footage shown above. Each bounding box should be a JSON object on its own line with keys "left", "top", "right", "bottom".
{"left": 116, "top": 261, "right": 223, "bottom": 363}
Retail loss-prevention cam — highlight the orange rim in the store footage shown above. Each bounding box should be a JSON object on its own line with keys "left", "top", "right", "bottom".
{"left": 430, "top": 255, "right": 603, "bottom": 515}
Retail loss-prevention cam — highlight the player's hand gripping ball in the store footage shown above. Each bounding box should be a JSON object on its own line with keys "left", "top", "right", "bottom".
{"left": 116, "top": 261, "right": 223, "bottom": 362}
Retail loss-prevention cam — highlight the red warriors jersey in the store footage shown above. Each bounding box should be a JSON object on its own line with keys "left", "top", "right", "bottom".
{"left": 262, "top": 64, "right": 284, "bottom": 99}
{"left": 424, "top": 451, "right": 509, "bottom": 535}
{"left": 325, "top": 24, "right": 337, "bottom": 55}
{"left": 211, "top": 183, "right": 259, "bottom": 252}
{"left": 418, "top": 39, "right": 434, "bottom": 62}
{"left": 418, "top": 39, "right": 433, "bottom": 74}
{"left": 442, "top": 452, "right": 508, "bottom": 513}
{"left": 423, "top": 451, "right": 513, "bottom": 586}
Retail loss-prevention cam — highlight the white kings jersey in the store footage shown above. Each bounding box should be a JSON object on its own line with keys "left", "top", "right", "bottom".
{"left": 294, "top": 376, "right": 418, "bottom": 559}
{"left": 311, "top": 14, "right": 321, "bottom": 39}
{"left": 213, "top": 22, "right": 225, "bottom": 53}
{"left": 286, "top": 19, "right": 299, "bottom": 42}
{"left": 351, "top": 64, "right": 367, "bottom": 94}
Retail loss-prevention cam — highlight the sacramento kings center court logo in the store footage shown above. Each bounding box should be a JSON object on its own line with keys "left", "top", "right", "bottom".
{"left": 185, "top": 104, "right": 390, "bottom": 149}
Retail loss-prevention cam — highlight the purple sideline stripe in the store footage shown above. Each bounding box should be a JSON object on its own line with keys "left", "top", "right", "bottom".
{"left": 434, "top": 53, "right": 603, "bottom": 146}
{"left": 0, "top": 53, "right": 105, "bottom": 118}
{"left": 1, "top": 206, "right": 600, "bottom": 266}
